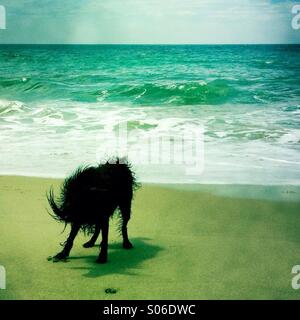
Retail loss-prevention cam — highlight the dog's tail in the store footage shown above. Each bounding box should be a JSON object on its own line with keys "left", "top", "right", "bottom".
{"left": 46, "top": 186, "right": 65, "bottom": 222}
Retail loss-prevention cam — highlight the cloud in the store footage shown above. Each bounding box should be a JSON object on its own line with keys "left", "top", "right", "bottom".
{"left": 0, "top": 0, "right": 299, "bottom": 44}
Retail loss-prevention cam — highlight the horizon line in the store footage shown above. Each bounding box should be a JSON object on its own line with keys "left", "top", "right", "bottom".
{"left": 0, "top": 43, "right": 300, "bottom": 46}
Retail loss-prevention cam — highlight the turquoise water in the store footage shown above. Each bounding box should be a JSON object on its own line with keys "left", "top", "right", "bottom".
{"left": 0, "top": 45, "right": 299, "bottom": 183}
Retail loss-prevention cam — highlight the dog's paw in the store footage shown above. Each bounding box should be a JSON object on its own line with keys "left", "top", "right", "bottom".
{"left": 83, "top": 241, "right": 95, "bottom": 248}
{"left": 96, "top": 256, "right": 107, "bottom": 264}
{"left": 52, "top": 252, "right": 68, "bottom": 262}
{"left": 123, "top": 241, "right": 133, "bottom": 249}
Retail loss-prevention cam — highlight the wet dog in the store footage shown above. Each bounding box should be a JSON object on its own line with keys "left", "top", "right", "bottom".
{"left": 47, "top": 159, "right": 139, "bottom": 263}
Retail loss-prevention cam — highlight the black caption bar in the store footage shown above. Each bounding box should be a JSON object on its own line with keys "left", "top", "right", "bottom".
{"left": 0, "top": 300, "right": 298, "bottom": 319}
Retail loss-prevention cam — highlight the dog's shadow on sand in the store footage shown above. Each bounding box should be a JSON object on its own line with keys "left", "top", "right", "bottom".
{"left": 68, "top": 237, "right": 163, "bottom": 278}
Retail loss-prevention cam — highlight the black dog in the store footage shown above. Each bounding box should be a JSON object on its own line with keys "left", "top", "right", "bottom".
{"left": 47, "top": 159, "right": 139, "bottom": 263}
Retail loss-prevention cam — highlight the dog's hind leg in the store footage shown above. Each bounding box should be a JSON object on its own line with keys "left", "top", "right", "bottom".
{"left": 96, "top": 219, "right": 109, "bottom": 264}
{"left": 53, "top": 223, "right": 80, "bottom": 261}
{"left": 83, "top": 224, "right": 101, "bottom": 248}
{"left": 120, "top": 201, "right": 133, "bottom": 249}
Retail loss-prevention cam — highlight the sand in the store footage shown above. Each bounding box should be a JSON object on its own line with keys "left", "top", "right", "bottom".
{"left": 0, "top": 175, "right": 300, "bottom": 300}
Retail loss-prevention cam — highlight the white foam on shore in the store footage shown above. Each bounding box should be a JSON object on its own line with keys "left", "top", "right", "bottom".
{"left": 0, "top": 100, "right": 300, "bottom": 185}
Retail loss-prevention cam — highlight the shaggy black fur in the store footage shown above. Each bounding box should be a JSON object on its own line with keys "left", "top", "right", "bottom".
{"left": 47, "top": 159, "right": 139, "bottom": 264}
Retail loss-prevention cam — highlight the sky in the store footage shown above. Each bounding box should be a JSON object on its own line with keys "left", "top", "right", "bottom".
{"left": 0, "top": 0, "right": 299, "bottom": 44}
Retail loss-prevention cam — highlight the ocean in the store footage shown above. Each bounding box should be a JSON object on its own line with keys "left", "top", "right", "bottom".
{"left": 0, "top": 44, "right": 299, "bottom": 184}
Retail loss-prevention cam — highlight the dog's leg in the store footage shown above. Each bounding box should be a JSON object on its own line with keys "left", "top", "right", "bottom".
{"left": 120, "top": 202, "right": 133, "bottom": 249}
{"left": 96, "top": 219, "right": 109, "bottom": 264}
{"left": 83, "top": 224, "right": 101, "bottom": 248}
{"left": 53, "top": 224, "right": 80, "bottom": 261}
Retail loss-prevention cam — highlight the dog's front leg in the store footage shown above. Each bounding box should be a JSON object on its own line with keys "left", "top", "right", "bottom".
{"left": 53, "top": 224, "right": 80, "bottom": 261}
{"left": 96, "top": 220, "right": 109, "bottom": 263}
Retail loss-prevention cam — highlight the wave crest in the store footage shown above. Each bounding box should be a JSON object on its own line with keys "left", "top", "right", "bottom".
{"left": 97, "top": 80, "right": 238, "bottom": 106}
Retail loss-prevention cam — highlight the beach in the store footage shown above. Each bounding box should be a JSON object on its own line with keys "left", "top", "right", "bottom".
{"left": 0, "top": 44, "right": 300, "bottom": 300}
{"left": 1, "top": 175, "right": 300, "bottom": 300}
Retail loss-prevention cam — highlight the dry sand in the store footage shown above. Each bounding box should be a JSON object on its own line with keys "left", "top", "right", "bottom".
{"left": 0, "top": 175, "right": 300, "bottom": 299}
